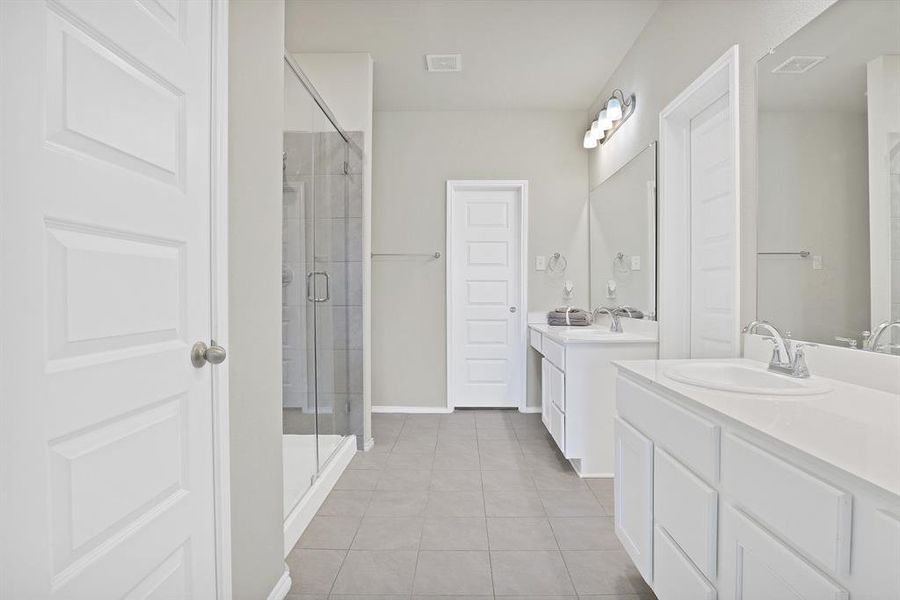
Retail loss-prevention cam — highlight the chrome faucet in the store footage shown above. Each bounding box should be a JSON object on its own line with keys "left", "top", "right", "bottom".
{"left": 743, "top": 320, "right": 817, "bottom": 378}
{"left": 863, "top": 320, "right": 900, "bottom": 353}
{"left": 593, "top": 307, "right": 623, "bottom": 333}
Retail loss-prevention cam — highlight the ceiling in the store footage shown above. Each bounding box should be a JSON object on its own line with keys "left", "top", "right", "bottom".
{"left": 285, "top": 0, "right": 660, "bottom": 111}
{"left": 758, "top": 0, "right": 900, "bottom": 113}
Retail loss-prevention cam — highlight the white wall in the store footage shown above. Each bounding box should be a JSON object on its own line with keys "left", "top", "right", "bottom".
{"left": 757, "top": 111, "right": 870, "bottom": 344}
{"left": 372, "top": 110, "right": 589, "bottom": 409}
{"left": 228, "top": 2, "right": 285, "bottom": 598}
{"left": 586, "top": 0, "right": 836, "bottom": 326}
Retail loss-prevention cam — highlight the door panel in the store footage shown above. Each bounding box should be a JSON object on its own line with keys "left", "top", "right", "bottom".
{"left": 449, "top": 183, "right": 524, "bottom": 408}
{"left": 689, "top": 93, "right": 738, "bottom": 358}
{"left": 1, "top": 1, "right": 217, "bottom": 597}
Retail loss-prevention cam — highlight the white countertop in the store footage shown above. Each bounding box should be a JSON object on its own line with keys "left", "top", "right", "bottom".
{"left": 615, "top": 358, "right": 900, "bottom": 498}
{"left": 530, "top": 323, "right": 658, "bottom": 345}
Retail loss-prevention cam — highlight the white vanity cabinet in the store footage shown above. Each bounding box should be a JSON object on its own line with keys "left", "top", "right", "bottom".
{"left": 614, "top": 364, "right": 900, "bottom": 600}
{"left": 529, "top": 323, "right": 658, "bottom": 476}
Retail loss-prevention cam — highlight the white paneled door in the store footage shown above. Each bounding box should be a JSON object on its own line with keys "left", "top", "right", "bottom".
{"left": 447, "top": 181, "right": 527, "bottom": 409}
{"left": 689, "top": 93, "right": 738, "bottom": 357}
{"left": 0, "top": 1, "right": 220, "bottom": 598}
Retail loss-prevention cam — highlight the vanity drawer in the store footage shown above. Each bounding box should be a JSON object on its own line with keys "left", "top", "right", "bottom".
{"left": 617, "top": 376, "right": 720, "bottom": 483}
{"left": 654, "top": 447, "right": 718, "bottom": 580}
{"left": 546, "top": 360, "right": 565, "bottom": 412}
{"left": 529, "top": 329, "right": 542, "bottom": 352}
{"left": 722, "top": 433, "right": 852, "bottom": 575}
{"left": 542, "top": 336, "right": 565, "bottom": 371}
{"left": 653, "top": 525, "right": 716, "bottom": 600}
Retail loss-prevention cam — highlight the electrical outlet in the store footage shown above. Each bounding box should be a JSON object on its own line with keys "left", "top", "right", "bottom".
{"left": 812, "top": 255, "right": 823, "bottom": 270}
{"left": 536, "top": 255, "right": 546, "bottom": 271}
{"left": 631, "top": 255, "right": 641, "bottom": 270}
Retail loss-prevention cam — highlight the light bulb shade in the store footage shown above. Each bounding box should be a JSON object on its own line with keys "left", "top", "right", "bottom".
{"left": 598, "top": 109, "right": 612, "bottom": 130}
{"left": 590, "top": 120, "right": 601, "bottom": 139}
{"left": 607, "top": 98, "right": 623, "bottom": 120}
{"left": 583, "top": 130, "right": 598, "bottom": 149}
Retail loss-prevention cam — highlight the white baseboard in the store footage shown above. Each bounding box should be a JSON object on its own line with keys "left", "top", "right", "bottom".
{"left": 519, "top": 406, "right": 541, "bottom": 413}
{"left": 283, "top": 435, "right": 356, "bottom": 557}
{"left": 267, "top": 564, "right": 291, "bottom": 600}
{"left": 363, "top": 437, "right": 375, "bottom": 451}
{"left": 372, "top": 405, "right": 452, "bottom": 414}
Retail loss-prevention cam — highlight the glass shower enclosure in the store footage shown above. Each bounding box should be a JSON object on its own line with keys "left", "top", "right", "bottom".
{"left": 282, "top": 55, "right": 364, "bottom": 520}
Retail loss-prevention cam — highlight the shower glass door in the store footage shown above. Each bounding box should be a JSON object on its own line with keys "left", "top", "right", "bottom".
{"left": 282, "top": 56, "right": 364, "bottom": 520}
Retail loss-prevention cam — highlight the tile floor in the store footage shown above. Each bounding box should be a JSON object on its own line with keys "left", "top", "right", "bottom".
{"left": 287, "top": 410, "right": 656, "bottom": 600}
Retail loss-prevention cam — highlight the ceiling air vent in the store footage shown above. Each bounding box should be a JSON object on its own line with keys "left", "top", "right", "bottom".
{"left": 425, "top": 54, "right": 462, "bottom": 72}
{"left": 771, "top": 55, "right": 826, "bottom": 74}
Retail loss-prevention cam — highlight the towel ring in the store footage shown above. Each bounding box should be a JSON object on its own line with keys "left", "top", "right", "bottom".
{"left": 548, "top": 252, "right": 567, "bottom": 273}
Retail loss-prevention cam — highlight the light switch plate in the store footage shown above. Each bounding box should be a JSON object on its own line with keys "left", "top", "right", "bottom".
{"left": 812, "top": 255, "right": 823, "bottom": 270}
{"left": 536, "top": 255, "right": 546, "bottom": 271}
{"left": 631, "top": 255, "right": 641, "bottom": 270}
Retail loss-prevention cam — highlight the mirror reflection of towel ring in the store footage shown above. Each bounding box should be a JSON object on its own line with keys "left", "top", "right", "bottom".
{"left": 548, "top": 252, "right": 567, "bottom": 273}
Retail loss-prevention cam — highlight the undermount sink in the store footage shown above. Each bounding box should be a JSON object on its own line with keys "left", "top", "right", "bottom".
{"left": 664, "top": 362, "right": 833, "bottom": 396}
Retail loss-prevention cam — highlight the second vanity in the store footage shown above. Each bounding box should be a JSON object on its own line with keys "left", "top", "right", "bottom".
{"left": 529, "top": 316, "right": 658, "bottom": 477}
{"left": 613, "top": 357, "right": 900, "bottom": 600}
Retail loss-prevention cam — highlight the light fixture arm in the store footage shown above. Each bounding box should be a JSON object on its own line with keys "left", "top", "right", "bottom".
{"left": 598, "top": 89, "right": 636, "bottom": 145}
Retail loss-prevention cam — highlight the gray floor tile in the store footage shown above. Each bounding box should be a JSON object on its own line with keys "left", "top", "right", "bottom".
{"left": 549, "top": 517, "right": 618, "bottom": 550}
{"left": 332, "top": 596, "right": 410, "bottom": 600}
{"left": 335, "top": 470, "right": 382, "bottom": 491}
{"left": 490, "top": 550, "right": 575, "bottom": 595}
{"left": 287, "top": 548, "right": 346, "bottom": 594}
{"left": 412, "top": 551, "right": 493, "bottom": 595}
{"left": 420, "top": 517, "right": 489, "bottom": 550}
{"left": 351, "top": 517, "right": 423, "bottom": 550}
{"left": 538, "top": 490, "right": 606, "bottom": 517}
{"left": 318, "top": 490, "right": 373, "bottom": 517}
{"left": 484, "top": 490, "right": 545, "bottom": 517}
{"left": 331, "top": 550, "right": 418, "bottom": 595}
{"left": 387, "top": 452, "right": 435, "bottom": 470}
{"left": 297, "top": 516, "right": 361, "bottom": 549}
{"left": 367, "top": 490, "right": 429, "bottom": 516}
{"left": 587, "top": 478, "right": 615, "bottom": 514}
{"left": 377, "top": 469, "right": 432, "bottom": 491}
{"left": 436, "top": 438, "right": 479, "bottom": 454}
{"left": 479, "top": 451, "right": 529, "bottom": 471}
{"left": 392, "top": 439, "right": 438, "bottom": 454}
{"left": 476, "top": 427, "right": 518, "bottom": 441}
{"left": 562, "top": 550, "right": 644, "bottom": 595}
{"left": 531, "top": 469, "right": 588, "bottom": 491}
{"left": 487, "top": 517, "right": 558, "bottom": 550}
{"left": 348, "top": 452, "right": 388, "bottom": 470}
{"left": 430, "top": 469, "right": 483, "bottom": 491}
{"left": 481, "top": 470, "right": 535, "bottom": 491}
{"left": 424, "top": 490, "right": 485, "bottom": 517}
{"left": 433, "top": 449, "right": 480, "bottom": 470}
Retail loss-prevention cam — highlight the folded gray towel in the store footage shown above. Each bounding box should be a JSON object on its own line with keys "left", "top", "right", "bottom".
{"left": 548, "top": 307, "right": 592, "bottom": 326}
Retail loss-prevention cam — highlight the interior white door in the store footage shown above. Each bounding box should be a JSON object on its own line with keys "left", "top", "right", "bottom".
{"left": 0, "top": 1, "right": 218, "bottom": 598}
{"left": 689, "top": 93, "right": 738, "bottom": 358}
{"left": 448, "top": 181, "right": 525, "bottom": 408}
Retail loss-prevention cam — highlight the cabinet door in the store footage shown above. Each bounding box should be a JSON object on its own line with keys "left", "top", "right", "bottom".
{"left": 719, "top": 504, "right": 848, "bottom": 600}
{"left": 541, "top": 359, "right": 550, "bottom": 428}
{"left": 614, "top": 417, "right": 654, "bottom": 584}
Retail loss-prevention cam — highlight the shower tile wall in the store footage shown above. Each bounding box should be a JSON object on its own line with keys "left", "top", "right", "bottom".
{"left": 283, "top": 130, "right": 365, "bottom": 443}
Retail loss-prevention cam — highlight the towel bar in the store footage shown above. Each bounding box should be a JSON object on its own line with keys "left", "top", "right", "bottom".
{"left": 371, "top": 251, "right": 441, "bottom": 259}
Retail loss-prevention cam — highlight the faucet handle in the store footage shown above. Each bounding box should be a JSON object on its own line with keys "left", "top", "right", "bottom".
{"left": 790, "top": 342, "right": 816, "bottom": 378}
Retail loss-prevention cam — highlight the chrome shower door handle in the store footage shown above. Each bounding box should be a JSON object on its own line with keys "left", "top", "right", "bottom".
{"left": 319, "top": 271, "right": 330, "bottom": 302}
{"left": 307, "top": 271, "right": 330, "bottom": 302}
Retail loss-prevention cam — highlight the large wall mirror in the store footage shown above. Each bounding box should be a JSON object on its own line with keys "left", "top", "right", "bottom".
{"left": 756, "top": 0, "right": 900, "bottom": 352}
{"left": 589, "top": 142, "right": 657, "bottom": 319}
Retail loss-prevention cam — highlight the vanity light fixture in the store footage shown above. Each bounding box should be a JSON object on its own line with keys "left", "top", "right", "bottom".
{"left": 583, "top": 89, "right": 636, "bottom": 149}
